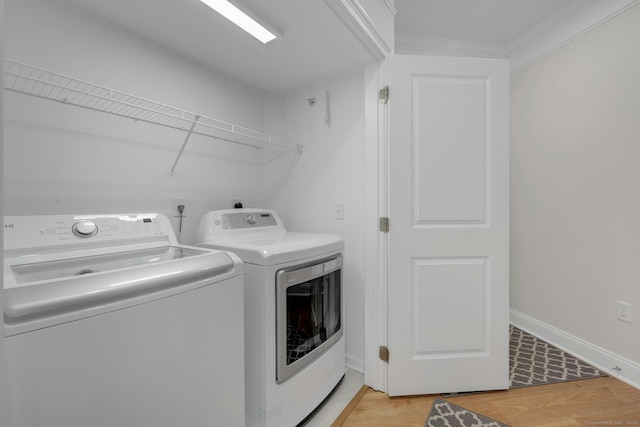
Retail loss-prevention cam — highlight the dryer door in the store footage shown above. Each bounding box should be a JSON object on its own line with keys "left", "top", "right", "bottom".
{"left": 275, "top": 255, "right": 342, "bottom": 383}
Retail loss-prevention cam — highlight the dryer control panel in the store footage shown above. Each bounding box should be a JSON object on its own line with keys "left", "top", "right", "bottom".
{"left": 221, "top": 212, "right": 278, "bottom": 230}
{"left": 196, "top": 208, "right": 285, "bottom": 243}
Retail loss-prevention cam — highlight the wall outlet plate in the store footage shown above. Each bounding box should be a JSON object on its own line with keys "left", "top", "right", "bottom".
{"left": 616, "top": 301, "right": 631, "bottom": 323}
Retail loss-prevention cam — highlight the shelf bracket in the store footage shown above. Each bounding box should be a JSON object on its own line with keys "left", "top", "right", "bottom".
{"left": 170, "top": 115, "right": 200, "bottom": 176}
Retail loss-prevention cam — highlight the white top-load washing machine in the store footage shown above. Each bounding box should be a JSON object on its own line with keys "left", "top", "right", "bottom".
{"left": 196, "top": 209, "right": 345, "bottom": 427}
{"left": 3, "top": 213, "right": 245, "bottom": 427}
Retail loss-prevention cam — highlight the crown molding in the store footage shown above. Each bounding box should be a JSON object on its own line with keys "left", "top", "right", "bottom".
{"left": 394, "top": 33, "right": 507, "bottom": 59}
{"left": 509, "top": 0, "right": 640, "bottom": 72}
{"left": 507, "top": 0, "right": 599, "bottom": 56}
{"left": 322, "top": 0, "right": 395, "bottom": 61}
{"left": 394, "top": 0, "right": 640, "bottom": 71}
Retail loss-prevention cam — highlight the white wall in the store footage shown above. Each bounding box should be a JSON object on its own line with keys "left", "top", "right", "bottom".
{"left": 4, "top": 0, "right": 270, "bottom": 244}
{"left": 511, "top": 4, "right": 640, "bottom": 363}
{"left": 264, "top": 69, "right": 366, "bottom": 372}
{"left": 4, "top": 0, "right": 367, "bottom": 375}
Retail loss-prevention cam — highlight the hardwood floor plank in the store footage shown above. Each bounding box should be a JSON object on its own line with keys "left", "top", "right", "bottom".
{"left": 331, "top": 385, "right": 370, "bottom": 427}
{"left": 336, "top": 377, "right": 640, "bottom": 427}
{"left": 338, "top": 389, "right": 436, "bottom": 427}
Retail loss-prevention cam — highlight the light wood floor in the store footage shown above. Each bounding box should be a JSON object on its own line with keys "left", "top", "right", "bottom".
{"left": 333, "top": 376, "right": 640, "bottom": 426}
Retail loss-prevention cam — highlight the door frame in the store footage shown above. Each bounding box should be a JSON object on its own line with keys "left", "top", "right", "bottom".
{"left": 363, "top": 60, "right": 388, "bottom": 392}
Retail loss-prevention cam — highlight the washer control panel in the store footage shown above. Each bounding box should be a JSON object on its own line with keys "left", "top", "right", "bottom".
{"left": 4, "top": 213, "right": 172, "bottom": 250}
{"left": 71, "top": 220, "right": 99, "bottom": 238}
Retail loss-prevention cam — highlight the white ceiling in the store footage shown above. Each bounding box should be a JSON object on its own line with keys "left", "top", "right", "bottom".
{"left": 394, "top": 0, "right": 592, "bottom": 45}
{"left": 65, "top": 0, "right": 366, "bottom": 92}
{"left": 66, "top": 0, "right": 596, "bottom": 92}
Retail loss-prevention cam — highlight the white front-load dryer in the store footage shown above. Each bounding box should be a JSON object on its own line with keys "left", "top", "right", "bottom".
{"left": 196, "top": 209, "right": 345, "bottom": 427}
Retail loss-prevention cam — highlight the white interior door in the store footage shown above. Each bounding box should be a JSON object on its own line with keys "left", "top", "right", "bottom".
{"left": 386, "top": 54, "right": 510, "bottom": 396}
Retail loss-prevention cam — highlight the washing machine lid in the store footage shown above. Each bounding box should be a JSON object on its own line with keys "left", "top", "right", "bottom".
{"left": 3, "top": 213, "right": 241, "bottom": 323}
{"left": 9, "top": 245, "right": 207, "bottom": 285}
{"left": 199, "top": 232, "right": 343, "bottom": 266}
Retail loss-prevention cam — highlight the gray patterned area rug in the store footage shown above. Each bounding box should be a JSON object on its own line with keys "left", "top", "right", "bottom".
{"left": 510, "top": 325, "right": 606, "bottom": 388}
{"left": 444, "top": 326, "right": 607, "bottom": 398}
{"left": 425, "top": 398, "right": 510, "bottom": 427}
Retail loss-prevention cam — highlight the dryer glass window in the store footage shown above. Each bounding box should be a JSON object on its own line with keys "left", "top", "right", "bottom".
{"left": 276, "top": 255, "right": 342, "bottom": 383}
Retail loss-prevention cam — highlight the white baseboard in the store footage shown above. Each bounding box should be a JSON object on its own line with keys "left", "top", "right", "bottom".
{"left": 510, "top": 310, "right": 640, "bottom": 390}
{"left": 346, "top": 353, "right": 364, "bottom": 374}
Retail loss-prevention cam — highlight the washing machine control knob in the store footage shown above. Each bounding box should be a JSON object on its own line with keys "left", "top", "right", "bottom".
{"left": 246, "top": 215, "right": 256, "bottom": 225}
{"left": 72, "top": 220, "right": 98, "bottom": 238}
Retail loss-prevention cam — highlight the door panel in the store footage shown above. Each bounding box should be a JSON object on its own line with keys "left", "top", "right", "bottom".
{"left": 413, "top": 258, "right": 488, "bottom": 356}
{"left": 387, "top": 54, "right": 509, "bottom": 396}
{"left": 414, "top": 75, "right": 488, "bottom": 225}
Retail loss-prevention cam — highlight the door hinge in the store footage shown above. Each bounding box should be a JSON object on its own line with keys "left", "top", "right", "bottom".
{"left": 379, "top": 86, "right": 389, "bottom": 104}
{"left": 379, "top": 346, "right": 389, "bottom": 363}
{"left": 379, "top": 217, "right": 390, "bottom": 233}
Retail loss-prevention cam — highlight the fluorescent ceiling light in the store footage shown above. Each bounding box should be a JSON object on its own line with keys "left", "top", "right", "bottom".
{"left": 200, "top": 0, "right": 278, "bottom": 44}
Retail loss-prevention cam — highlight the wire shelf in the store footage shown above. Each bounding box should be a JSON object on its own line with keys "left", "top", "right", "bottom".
{"left": 3, "top": 59, "right": 302, "bottom": 172}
